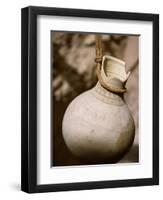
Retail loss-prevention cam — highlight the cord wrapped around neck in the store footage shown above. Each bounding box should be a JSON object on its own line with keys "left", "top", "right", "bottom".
{"left": 95, "top": 35, "right": 127, "bottom": 94}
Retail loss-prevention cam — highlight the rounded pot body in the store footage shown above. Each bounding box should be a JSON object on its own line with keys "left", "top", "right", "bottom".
{"left": 62, "top": 82, "right": 135, "bottom": 164}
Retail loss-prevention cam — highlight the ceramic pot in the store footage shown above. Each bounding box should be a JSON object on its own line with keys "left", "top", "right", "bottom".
{"left": 62, "top": 55, "right": 135, "bottom": 164}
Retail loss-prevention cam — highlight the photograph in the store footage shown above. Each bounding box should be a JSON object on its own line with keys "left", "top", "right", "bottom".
{"left": 21, "top": 6, "right": 159, "bottom": 193}
{"left": 52, "top": 31, "right": 139, "bottom": 166}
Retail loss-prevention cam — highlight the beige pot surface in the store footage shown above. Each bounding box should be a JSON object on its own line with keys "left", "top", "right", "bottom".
{"left": 62, "top": 82, "right": 135, "bottom": 163}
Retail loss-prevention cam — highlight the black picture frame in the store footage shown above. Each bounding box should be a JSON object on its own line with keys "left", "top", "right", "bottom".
{"left": 21, "top": 6, "right": 159, "bottom": 193}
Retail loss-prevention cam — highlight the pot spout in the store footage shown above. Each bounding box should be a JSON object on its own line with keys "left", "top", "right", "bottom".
{"left": 100, "top": 55, "right": 130, "bottom": 92}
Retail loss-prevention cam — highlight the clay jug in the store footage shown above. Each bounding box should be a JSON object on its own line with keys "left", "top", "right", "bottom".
{"left": 62, "top": 55, "right": 135, "bottom": 164}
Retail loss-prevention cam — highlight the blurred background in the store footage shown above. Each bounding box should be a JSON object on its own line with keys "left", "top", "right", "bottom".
{"left": 52, "top": 31, "right": 139, "bottom": 166}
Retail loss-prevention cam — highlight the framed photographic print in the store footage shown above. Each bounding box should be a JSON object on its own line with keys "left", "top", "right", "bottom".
{"left": 21, "top": 6, "right": 159, "bottom": 193}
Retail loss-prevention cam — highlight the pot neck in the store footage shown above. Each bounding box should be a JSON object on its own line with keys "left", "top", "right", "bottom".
{"left": 92, "top": 82, "right": 124, "bottom": 106}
